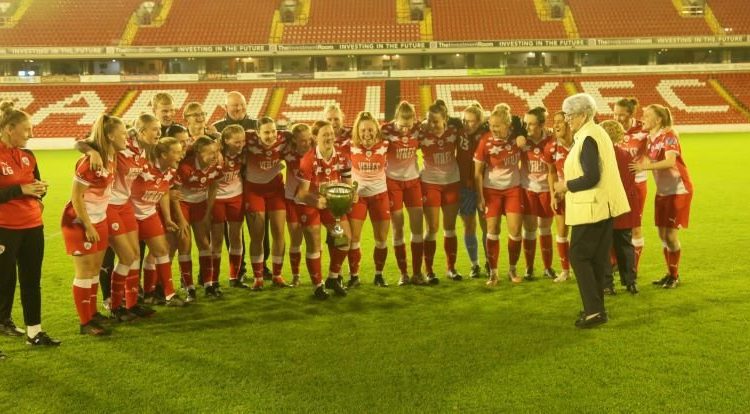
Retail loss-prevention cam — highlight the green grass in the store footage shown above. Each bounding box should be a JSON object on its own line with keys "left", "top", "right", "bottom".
{"left": 1, "top": 133, "right": 749, "bottom": 413}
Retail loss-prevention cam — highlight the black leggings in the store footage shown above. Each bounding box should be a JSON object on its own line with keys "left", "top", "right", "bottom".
{"left": 0, "top": 226, "right": 44, "bottom": 326}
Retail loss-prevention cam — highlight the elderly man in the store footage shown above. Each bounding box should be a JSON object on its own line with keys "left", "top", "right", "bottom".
{"left": 553, "top": 93, "right": 629, "bottom": 329}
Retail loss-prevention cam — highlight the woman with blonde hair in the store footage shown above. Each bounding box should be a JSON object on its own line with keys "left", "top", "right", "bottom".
{"left": 0, "top": 101, "right": 60, "bottom": 347}
{"left": 630, "top": 104, "right": 693, "bottom": 289}
{"left": 474, "top": 104, "right": 525, "bottom": 285}
{"left": 382, "top": 101, "right": 424, "bottom": 285}
{"left": 62, "top": 114, "right": 128, "bottom": 335}
{"left": 347, "top": 111, "right": 391, "bottom": 287}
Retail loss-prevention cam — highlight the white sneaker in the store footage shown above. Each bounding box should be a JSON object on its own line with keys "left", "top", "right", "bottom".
{"left": 553, "top": 270, "right": 570, "bottom": 283}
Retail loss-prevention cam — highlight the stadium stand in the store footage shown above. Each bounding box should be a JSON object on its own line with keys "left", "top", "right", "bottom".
{"left": 4, "top": 74, "right": 749, "bottom": 139}
{"left": 0, "top": 84, "right": 130, "bottom": 138}
{"left": 133, "top": 0, "right": 277, "bottom": 45}
{"left": 281, "top": 0, "right": 421, "bottom": 44}
{"left": 431, "top": 0, "right": 567, "bottom": 40}
{"left": 707, "top": 0, "right": 750, "bottom": 34}
{"left": 567, "top": 0, "right": 713, "bottom": 38}
{"left": 0, "top": 0, "right": 141, "bottom": 46}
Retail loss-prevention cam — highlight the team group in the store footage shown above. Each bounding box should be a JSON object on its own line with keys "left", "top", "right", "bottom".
{"left": 0, "top": 90, "right": 692, "bottom": 342}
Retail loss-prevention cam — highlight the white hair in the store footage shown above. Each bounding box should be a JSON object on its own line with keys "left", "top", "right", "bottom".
{"left": 562, "top": 93, "right": 598, "bottom": 122}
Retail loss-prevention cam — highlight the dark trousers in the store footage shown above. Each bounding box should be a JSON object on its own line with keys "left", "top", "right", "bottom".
{"left": 570, "top": 218, "right": 613, "bottom": 316}
{"left": 0, "top": 226, "right": 44, "bottom": 326}
{"left": 610, "top": 228, "right": 636, "bottom": 286}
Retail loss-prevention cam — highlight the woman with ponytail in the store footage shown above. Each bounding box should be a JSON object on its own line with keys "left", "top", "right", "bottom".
{"left": 382, "top": 101, "right": 424, "bottom": 286}
{"left": 210, "top": 124, "right": 247, "bottom": 288}
{"left": 0, "top": 101, "right": 60, "bottom": 348}
{"left": 474, "top": 104, "right": 525, "bottom": 286}
{"left": 631, "top": 104, "right": 693, "bottom": 289}
{"left": 130, "top": 137, "right": 188, "bottom": 307}
{"left": 62, "top": 114, "right": 128, "bottom": 336}
{"left": 76, "top": 113, "right": 162, "bottom": 320}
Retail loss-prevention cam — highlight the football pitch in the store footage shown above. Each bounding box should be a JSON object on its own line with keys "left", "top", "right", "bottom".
{"left": 1, "top": 132, "right": 748, "bottom": 413}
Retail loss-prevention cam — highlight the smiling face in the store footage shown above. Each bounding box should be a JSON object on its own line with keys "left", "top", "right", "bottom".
{"left": 489, "top": 115, "right": 509, "bottom": 140}
{"left": 553, "top": 113, "right": 569, "bottom": 141}
{"left": 154, "top": 102, "right": 175, "bottom": 127}
{"left": 316, "top": 124, "right": 336, "bottom": 154}
{"left": 258, "top": 122, "right": 277, "bottom": 148}
{"left": 3, "top": 118, "right": 33, "bottom": 148}
{"left": 226, "top": 93, "right": 247, "bottom": 121}
{"left": 427, "top": 111, "right": 446, "bottom": 136}
{"left": 358, "top": 119, "right": 379, "bottom": 148}
{"left": 185, "top": 106, "right": 207, "bottom": 129}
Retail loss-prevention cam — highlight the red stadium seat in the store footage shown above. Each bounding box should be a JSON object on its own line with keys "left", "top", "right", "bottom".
{"left": 281, "top": 0, "right": 421, "bottom": 44}
{"left": 567, "top": 0, "right": 713, "bottom": 38}
{"left": 431, "top": 0, "right": 567, "bottom": 41}
{"left": 0, "top": 0, "right": 142, "bottom": 46}
{"left": 133, "top": 1, "right": 277, "bottom": 45}
{"left": 707, "top": 0, "right": 750, "bottom": 34}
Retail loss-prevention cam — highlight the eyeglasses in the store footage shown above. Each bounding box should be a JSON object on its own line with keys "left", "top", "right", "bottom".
{"left": 563, "top": 113, "right": 574, "bottom": 122}
{"left": 186, "top": 112, "right": 207, "bottom": 118}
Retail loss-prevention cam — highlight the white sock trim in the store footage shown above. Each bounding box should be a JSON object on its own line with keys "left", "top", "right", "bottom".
{"left": 228, "top": 248, "right": 244, "bottom": 255}
{"left": 508, "top": 234, "right": 522, "bottom": 242}
{"left": 350, "top": 242, "right": 360, "bottom": 250}
{"left": 632, "top": 237, "right": 645, "bottom": 247}
{"left": 393, "top": 238, "right": 405, "bottom": 246}
{"left": 522, "top": 231, "right": 537, "bottom": 241}
{"left": 487, "top": 233, "right": 499, "bottom": 241}
{"left": 424, "top": 232, "right": 437, "bottom": 241}
{"left": 178, "top": 255, "right": 191, "bottom": 262}
{"left": 375, "top": 241, "right": 388, "bottom": 249}
{"left": 251, "top": 255, "right": 264, "bottom": 263}
{"left": 289, "top": 246, "right": 301, "bottom": 254}
{"left": 306, "top": 252, "right": 321, "bottom": 259}
{"left": 155, "top": 255, "right": 170, "bottom": 265}
{"left": 272, "top": 256, "right": 284, "bottom": 264}
{"left": 556, "top": 236, "right": 568, "bottom": 243}
{"left": 114, "top": 264, "right": 130, "bottom": 276}
{"left": 73, "top": 278, "right": 92, "bottom": 288}
{"left": 539, "top": 227, "right": 552, "bottom": 236}
{"left": 444, "top": 230, "right": 456, "bottom": 238}
{"left": 198, "top": 250, "right": 212, "bottom": 257}
{"left": 410, "top": 234, "right": 423, "bottom": 243}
